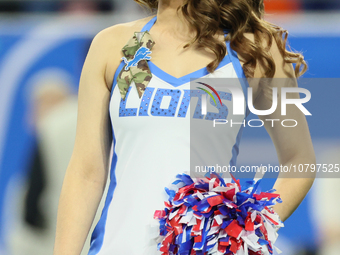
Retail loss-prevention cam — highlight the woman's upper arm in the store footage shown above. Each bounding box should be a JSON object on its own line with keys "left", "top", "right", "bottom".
{"left": 69, "top": 28, "right": 119, "bottom": 183}
{"left": 251, "top": 34, "right": 315, "bottom": 166}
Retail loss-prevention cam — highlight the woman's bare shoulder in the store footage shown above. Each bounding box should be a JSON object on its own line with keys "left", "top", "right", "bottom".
{"left": 87, "top": 16, "right": 156, "bottom": 89}
{"left": 92, "top": 16, "right": 155, "bottom": 50}
{"left": 241, "top": 32, "right": 294, "bottom": 78}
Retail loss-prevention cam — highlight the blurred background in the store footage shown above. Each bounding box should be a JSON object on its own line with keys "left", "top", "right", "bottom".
{"left": 0, "top": 0, "right": 339, "bottom": 255}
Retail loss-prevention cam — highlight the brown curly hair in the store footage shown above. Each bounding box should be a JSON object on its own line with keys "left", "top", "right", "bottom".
{"left": 134, "top": 0, "right": 307, "bottom": 80}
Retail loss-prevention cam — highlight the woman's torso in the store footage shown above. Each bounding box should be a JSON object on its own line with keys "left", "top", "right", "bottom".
{"left": 88, "top": 16, "right": 251, "bottom": 255}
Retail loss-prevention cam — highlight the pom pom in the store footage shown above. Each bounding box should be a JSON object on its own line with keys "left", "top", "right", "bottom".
{"left": 153, "top": 173, "right": 284, "bottom": 255}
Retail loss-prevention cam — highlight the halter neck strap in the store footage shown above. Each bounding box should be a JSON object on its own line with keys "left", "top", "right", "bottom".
{"left": 141, "top": 16, "right": 157, "bottom": 32}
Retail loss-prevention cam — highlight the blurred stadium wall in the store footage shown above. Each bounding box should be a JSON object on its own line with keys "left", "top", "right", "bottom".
{"left": 0, "top": 3, "right": 339, "bottom": 255}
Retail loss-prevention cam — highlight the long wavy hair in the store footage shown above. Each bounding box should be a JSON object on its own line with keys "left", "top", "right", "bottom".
{"left": 134, "top": 0, "right": 307, "bottom": 82}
